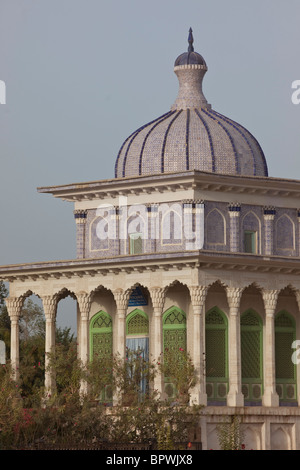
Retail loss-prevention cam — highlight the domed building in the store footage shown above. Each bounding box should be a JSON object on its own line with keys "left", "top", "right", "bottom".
{"left": 115, "top": 28, "right": 268, "bottom": 179}
{"left": 1, "top": 29, "right": 300, "bottom": 450}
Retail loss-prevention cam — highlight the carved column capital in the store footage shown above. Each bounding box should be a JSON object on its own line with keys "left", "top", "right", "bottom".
{"left": 113, "top": 288, "right": 131, "bottom": 311}
{"left": 295, "top": 290, "right": 300, "bottom": 310}
{"left": 41, "top": 295, "right": 58, "bottom": 322}
{"left": 262, "top": 289, "right": 279, "bottom": 313}
{"left": 226, "top": 287, "right": 243, "bottom": 310}
{"left": 76, "top": 291, "right": 92, "bottom": 319}
{"left": 189, "top": 285, "right": 207, "bottom": 307}
{"left": 149, "top": 287, "right": 165, "bottom": 312}
{"left": 5, "top": 296, "right": 23, "bottom": 321}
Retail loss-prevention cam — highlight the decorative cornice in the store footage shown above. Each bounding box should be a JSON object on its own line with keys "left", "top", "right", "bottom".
{"left": 2, "top": 250, "right": 300, "bottom": 282}
{"left": 37, "top": 170, "right": 300, "bottom": 203}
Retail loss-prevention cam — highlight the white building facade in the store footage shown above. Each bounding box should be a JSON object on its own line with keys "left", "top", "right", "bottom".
{"left": 1, "top": 29, "right": 300, "bottom": 450}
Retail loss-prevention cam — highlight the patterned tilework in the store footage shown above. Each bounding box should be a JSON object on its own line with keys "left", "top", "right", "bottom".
{"left": 263, "top": 208, "right": 275, "bottom": 256}
{"left": 79, "top": 204, "right": 300, "bottom": 259}
{"left": 228, "top": 205, "right": 241, "bottom": 252}
{"left": 74, "top": 210, "right": 87, "bottom": 259}
{"left": 115, "top": 106, "right": 268, "bottom": 178}
{"left": 115, "top": 61, "right": 268, "bottom": 178}
{"left": 274, "top": 209, "right": 297, "bottom": 257}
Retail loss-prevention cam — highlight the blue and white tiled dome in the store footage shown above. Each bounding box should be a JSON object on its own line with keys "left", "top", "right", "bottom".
{"left": 115, "top": 29, "right": 268, "bottom": 179}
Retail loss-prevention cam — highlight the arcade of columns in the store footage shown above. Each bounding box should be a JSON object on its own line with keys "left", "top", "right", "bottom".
{"left": 5, "top": 277, "right": 298, "bottom": 408}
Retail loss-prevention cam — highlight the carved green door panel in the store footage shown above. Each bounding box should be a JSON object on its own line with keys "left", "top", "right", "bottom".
{"left": 275, "top": 311, "right": 297, "bottom": 403}
{"left": 90, "top": 311, "right": 113, "bottom": 402}
{"left": 163, "top": 307, "right": 187, "bottom": 400}
{"left": 241, "top": 309, "right": 263, "bottom": 403}
{"left": 205, "top": 307, "right": 228, "bottom": 402}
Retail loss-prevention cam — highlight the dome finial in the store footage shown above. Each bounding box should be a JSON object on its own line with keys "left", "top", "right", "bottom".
{"left": 188, "top": 27, "right": 194, "bottom": 52}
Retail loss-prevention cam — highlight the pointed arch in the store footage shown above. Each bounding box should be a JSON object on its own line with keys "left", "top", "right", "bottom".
{"left": 275, "top": 214, "right": 295, "bottom": 254}
{"left": 126, "top": 309, "right": 149, "bottom": 336}
{"left": 126, "top": 283, "right": 148, "bottom": 308}
{"left": 241, "top": 210, "right": 261, "bottom": 254}
{"left": 90, "top": 310, "right": 113, "bottom": 361}
{"left": 205, "top": 208, "right": 226, "bottom": 246}
{"left": 160, "top": 203, "right": 183, "bottom": 245}
{"left": 89, "top": 214, "right": 109, "bottom": 252}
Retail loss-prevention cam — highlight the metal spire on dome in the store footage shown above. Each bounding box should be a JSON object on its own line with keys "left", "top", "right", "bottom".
{"left": 188, "top": 27, "right": 194, "bottom": 52}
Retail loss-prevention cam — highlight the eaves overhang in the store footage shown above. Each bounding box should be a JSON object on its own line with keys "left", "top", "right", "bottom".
{"left": 1, "top": 250, "right": 300, "bottom": 283}
{"left": 37, "top": 170, "right": 300, "bottom": 203}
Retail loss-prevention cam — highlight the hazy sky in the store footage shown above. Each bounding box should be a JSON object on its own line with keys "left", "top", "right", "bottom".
{"left": 0, "top": 0, "right": 299, "bottom": 330}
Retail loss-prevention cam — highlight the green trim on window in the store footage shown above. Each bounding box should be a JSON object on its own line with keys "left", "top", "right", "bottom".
{"left": 89, "top": 310, "right": 113, "bottom": 403}
{"left": 162, "top": 307, "right": 187, "bottom": 398}
{"left": 275, "top": 310, "right": 297, "bottom": 402}
{"left": 89, "top": 310, "right": 113, "bottom": 361}
{"left": 126, "top": 309, "right": 149, "bottom": 336}
{"left": 205, "top": 306, "right": 228, "bottom": 402}
{"left": 241, "top": 309, "right": 263, "bottom": 402}
{"left": 244, "top": 230, "right": 257, "bottom": 253}
{"left": 129, "top": 232, "right": 143, "bottom": 254}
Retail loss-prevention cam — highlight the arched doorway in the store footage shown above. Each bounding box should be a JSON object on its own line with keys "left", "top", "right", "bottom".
{"left": 162, "top": 306, "right": 187, "bottom": 399}
{"left": 275, "top": 311, "right": 297, "bottom": 404}
{"left": 205, "top": 306, "right": 228, "bottom": 403}
{"left": 89, "top": 310, "right": 113, "bottom": 402}
{"left": 126, "top": 309, "right": 149, "bottom": 397}
{"left": 241, "top": 309, "right": 263, "bottom": 404}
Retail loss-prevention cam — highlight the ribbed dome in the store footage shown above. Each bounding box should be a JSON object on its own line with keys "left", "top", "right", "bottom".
{"left": 114, "top": 29, "right": 268, "bottom": 179}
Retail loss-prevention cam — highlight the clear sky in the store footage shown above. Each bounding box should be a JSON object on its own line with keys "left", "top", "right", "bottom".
{"left": 0, "top": 0, "right": 299, "bottom": 331}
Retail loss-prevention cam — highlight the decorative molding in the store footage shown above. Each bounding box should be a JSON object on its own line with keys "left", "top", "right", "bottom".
{"left": 74, "top": 210, "right": 88, "bottom": 224}
{"left": 76, "top": 292, "right": 92, "bottom": 318}
{"left": 5, "top": 296, "right": 24, "bottom": 320}
{"left": 41, "top": 295, "right": 58, "bottom": 321}
{"left": 113, "top": 288, "right": 131, "bottom": 311}
{"left": 149, "top": 287, "right": 166, "bottom": 311}
{"left": 262, "top": 289, "right": 279, "bottom": 312}
{"left": 189, "top": 285, "right": 207, "bottom": 307}
{"left": 226, "top": 286, "right": 243, "bottom": 310}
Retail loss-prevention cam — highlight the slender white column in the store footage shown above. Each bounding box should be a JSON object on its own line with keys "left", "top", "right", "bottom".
{"left": 189, "top": 285, "right": 207, "bottom": 405}
{"left": 113, "top": 288, "right": 131, "bottom": 360}
{"left": 77, "top": 292, "right": 92, "bottom": 365}
{"left": 42, "top": 295, "right": 58, "bottom": 396}
{"left": 226, "top": 287, "right": 244, "bottom": 406}
{"left": 112, "top": 288, "right": 131, "bottom": 405}
{"left": 76, "top": 292, "right": 92, "bottom": 396}
{"left": 5, "top": 297, "right": 23, "bottom": 381}
{"left": 149, "top": 287, "right": 165, "bottom": 399}
{"left": 262, "top": 289, "right": 279, "bottom": 407}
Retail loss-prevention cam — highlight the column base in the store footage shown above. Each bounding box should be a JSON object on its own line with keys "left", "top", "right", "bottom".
{"left": 227, "top": 390, "right": 244, "bottom": 407}
{"left": 262, "top": 389, "right": 279, "bottom": 407}
{"left": 190, "top": 390, "right": 207, "bottom": 406}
